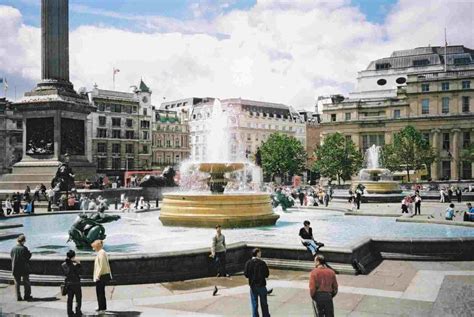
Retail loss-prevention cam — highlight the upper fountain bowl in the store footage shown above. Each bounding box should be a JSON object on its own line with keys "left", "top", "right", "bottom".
{"left": 197, "top": 162, "right": 245, "bottom": 174}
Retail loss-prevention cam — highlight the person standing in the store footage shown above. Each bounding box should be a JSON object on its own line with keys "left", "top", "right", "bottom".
{"left": 244, "top": 248, "right": 270, "bottom": 317}
{"left": 309, "top": 254, "right": 338, "bottom": 317}
{"left": 10, "top": 234, "right": 32, "bottom": 301}
{"left": 211, "top": 224, "right": 229, "bottom": 277}
{"left": 61, "top": 250, "right": 82, "bottom": 317}
{"left": 5, "top": 196, "right": 12, "bottom": 215}
{"left": 92, "top": 240, "right": 112, "bottom": 313}
{"left": 355, "top": 186, "right": 363, "bottom": 210}
{"left": 299, "top": 221, "right": 325, "bottom": 257}
{"left": 439, "top": 188, "right": 445, "bottom": 203}
{"left": 414, "top": 193, "right": 422, "bottom": 215}
{"left": 447, "top": 186, "right": 453, "bottom": 203}
{"left": 455, "top": 187, "right": 462, "bottom": 203}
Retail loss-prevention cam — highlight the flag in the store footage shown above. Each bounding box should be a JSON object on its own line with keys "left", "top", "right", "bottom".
{"left": 4, "top": 78, "right": 8, "bottom": 89}
{"left": 113, "top": 68, "right": 120, "bottom": 75}
{"left": 0, "top": 78, "right": 3, "bottom": 84}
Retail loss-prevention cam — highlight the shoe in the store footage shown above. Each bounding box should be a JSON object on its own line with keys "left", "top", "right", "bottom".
{"left": 225, "top": 274, "right": 230, "bottom": 278}
{"left": 267, "top": 288, "right": 273, "bottom": 295}
{"left": 75, "top": 310, "right": 83, "bottom": 316}
{"left": 316, "top": 242, "right": 325, "bottom": 247}
{"left": 17, "top": 297, "right": 23, "bottom": 301}
{"left": 24, "top": 296, "right": 33, "bottom": 301}
{"left": 213, "top": 286, "right": 218, "bottom": 296}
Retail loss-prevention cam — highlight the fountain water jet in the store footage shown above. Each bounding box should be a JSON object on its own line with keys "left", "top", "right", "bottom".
{"left": 353, "top": 145, "right": 402, "bottom": 194}
{"left": 159, "top": 99, "right": 279, "bottom": 228}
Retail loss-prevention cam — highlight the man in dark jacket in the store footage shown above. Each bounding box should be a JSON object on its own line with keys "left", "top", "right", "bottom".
{"left": 244, "top": 248, "right": 270, "bottom": 317}
{"left": 10, "top": 234, "right": 32, "bottom": 301}
{"left": 61, "top": 250, "right": 82, "bottom": 317}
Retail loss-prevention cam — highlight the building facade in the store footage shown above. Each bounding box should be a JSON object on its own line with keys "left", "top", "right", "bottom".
{"left": 320, "top": 45, "right": 474, "bottom": 181}
{"left": 0, "top": 98, "right": 23, "bottom": 174}
{"left": 152, "top": 109, "right": 190, "bottom": 168}
{"left": 88, "top": 81, "right": 153, "bottom": 178}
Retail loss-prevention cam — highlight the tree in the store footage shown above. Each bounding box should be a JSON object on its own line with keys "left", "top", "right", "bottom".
{"left": 381, "top": 125, "right": 436, "bottom": 182}
{"left": 460, "top": 143, "right": 474, "bottom": 179}
{"left": 260, "top": 133, "right": 307, "bottom": 181}
{"left": 312, "top": 132, "right": 363, "bottom": 185}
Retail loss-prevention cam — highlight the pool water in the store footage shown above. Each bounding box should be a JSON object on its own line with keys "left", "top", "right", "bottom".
{"left": 0, "top": 209, "right": 473, "bottom": 255}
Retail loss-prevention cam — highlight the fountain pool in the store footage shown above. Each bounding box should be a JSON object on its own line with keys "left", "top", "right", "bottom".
{"left": 1, "top": 209, "right": 473, "bottom": 255}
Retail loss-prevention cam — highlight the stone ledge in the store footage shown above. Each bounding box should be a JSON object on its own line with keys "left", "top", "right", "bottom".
{"left": 396, "top": 218, "right": 474, "bottom": 228}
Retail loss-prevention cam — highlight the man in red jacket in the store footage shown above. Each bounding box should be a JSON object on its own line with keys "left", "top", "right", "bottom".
{"left": 309, "top": 254, "right": 338, "bottom": 317}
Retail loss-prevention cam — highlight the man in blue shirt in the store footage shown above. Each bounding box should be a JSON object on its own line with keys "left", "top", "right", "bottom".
{"left": 464, "top": 203, "right": 474, "bottom": 222}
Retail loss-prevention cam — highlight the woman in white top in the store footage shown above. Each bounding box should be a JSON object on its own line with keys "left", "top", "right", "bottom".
{"left": 91, "top": 240, "right": 112, "bottom": 313}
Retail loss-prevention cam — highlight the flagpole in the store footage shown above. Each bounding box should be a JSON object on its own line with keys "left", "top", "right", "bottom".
{"left": 444, "top": 28, "right": 447, "bottom": 72}
{"left": 113, "top": 68, "right": 116, "bottom": 90}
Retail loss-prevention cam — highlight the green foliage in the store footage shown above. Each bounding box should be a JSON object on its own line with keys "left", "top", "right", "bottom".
{"left": 312, "top": 132, "right": 363, "bottom": 184}
{"left": 260, "top": 133, "right": 307, "bottom": 179}
{"left": 461, "top": 143, "right": 474, "bottom": 163}
{"left": 381, "top": 125, "right": 436, "bottom": 182}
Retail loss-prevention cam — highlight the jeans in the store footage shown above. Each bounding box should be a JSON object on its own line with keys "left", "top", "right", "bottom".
{"left": 13, "top": 273, "right": 31, "bottom": 300}
{"left": 312, "top": 292, "right": 334, "bottom": 317}
{"left": 250, "top": 286, "right": 270, "bottom": 317}
{"left": 302, "top": 239, "right": 318, "bottom": 255}
{"left": 67, "top": 284, "right": 82, "bottom": 316}
{"left": 95, "top": 280, "right": 107, "bottom": 311}
{"left": 214, "top": 251, "right": 227, "bottom": 276}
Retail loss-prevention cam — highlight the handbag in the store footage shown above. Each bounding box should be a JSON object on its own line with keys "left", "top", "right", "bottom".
{"left": 60, "top": 283, "right": 68, "bottom": 296}
{"left": 100, "top": 273, "right": 112, "bottom": 283}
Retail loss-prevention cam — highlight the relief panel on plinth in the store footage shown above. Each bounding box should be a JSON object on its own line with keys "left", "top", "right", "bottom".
{"left": 26, "top": 117, "right": 54, "bottom": 155}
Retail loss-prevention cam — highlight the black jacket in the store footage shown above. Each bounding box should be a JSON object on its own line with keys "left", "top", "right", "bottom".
{"left": 244, "top": 257, "right": 269, "bottom": 287}
{"left": 61, "top": 259, "right": 82, "bottom": 285}
{"left": 10, "top": 244, "right": 32, "bottom": 276}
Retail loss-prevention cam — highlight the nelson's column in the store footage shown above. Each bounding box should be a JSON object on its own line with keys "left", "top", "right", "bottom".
{"left": 0, "top": 0, "right": 95, "bottom": 190}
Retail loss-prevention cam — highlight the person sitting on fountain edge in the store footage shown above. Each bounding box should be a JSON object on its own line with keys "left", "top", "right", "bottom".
{"left": 299, "top": 220, "right": 324, "bottom": 257}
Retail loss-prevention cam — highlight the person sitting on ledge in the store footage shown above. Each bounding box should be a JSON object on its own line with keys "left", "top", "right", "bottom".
{"left": 299, "top": 220, "right": 324, "bottom": 257}
{"left": 463, "top": 203, "right": 474, "bottom": 222}
{"left": 445, "top": 203, "right": 456, "bottom": 221}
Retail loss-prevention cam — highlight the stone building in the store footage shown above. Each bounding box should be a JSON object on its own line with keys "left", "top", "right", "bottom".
{"left": 320, "top": 45, "right": 474, "bottom": 181}
{"left": 152, "top": 109, "right": 190, "bottom": 168}
{"left": 88, "top": 80, "right": 153, "bottom": 178}
{"left": 0, "top": 98, "right": 23, "bottom": 174}
{"left": 187, "top": 98, "right": 306, "bottom": 162}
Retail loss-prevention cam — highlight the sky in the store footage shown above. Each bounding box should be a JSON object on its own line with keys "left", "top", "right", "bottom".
{"left": 0, "top": 0, "right": 473, "bottom": 110}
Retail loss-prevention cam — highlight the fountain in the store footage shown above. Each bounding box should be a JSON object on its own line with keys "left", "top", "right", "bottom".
{"left": 353, "top": 145, "right": 402, "bottom": 194}
{"left": 159, "top": 100, "right": 279, "bottom": 228}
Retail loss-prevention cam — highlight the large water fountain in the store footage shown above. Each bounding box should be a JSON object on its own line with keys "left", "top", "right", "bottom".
{"left": 353, "top": 145, "right": 402, "bottom": 194}
{"left": 159, "top": 100, "right": 279, "bottom": 228}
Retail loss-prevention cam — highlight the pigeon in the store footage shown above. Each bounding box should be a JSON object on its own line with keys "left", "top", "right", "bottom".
{"left": 267, "top": 288, "right": 273, "bottom": 295}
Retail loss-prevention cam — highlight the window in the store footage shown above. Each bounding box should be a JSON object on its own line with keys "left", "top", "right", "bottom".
{"left": 97, "top": 128, "right": 107, "bottom": 138}
{"left": 125, "top": 144, "right": 134, "bottom": 154}
{"left": 16, "top": 120, "right": 22, "bottom": 129}
{"left": 421, "top": 99, "right": 430, "bottom": 114}
{"left": 345, "top": 135, "right": 352, "bottom": 144}
{"left": 98, "top": 116, "right": 106, "bottom": 126}
{"left": 375, "top": 63, "right": 391, "bottom": 70}
{"left": 442, "top": 133, "right": 450, "bottom": 150}
{"left": 112, "top": 117, "right": 121, "bottom": 127}
{"left": 142, "top": 131, "right": 149, "bottom": 140}
{"left": 143, "top": 108, "right": 147, "bottom": 116}
{"left": 463, "top": 132, "right": 471, "bottom": 148}
{"left": 362, "top": 134, "right": 385, "bottom": 152}
{"left": 413, "top": 59, "right": 429, "bottom": 67}
{"left": 97, "top": 103, "right": 105, "bottom": 112}
{"left": 442, "top": 161, "right": 451, "bottom": 180}
{"left": 396, "top": 77, "right": 406, "bottom": 84}
{"left": 247, "top": 133, "right": 251, "bottom": 141}
{"left": 112, "top": 130, "right": 121, "bottom": 139}
{"left": 111, "top": 104, "right": 121, "bottom": 113}
{"left": 97, "top": 143, "right": 106, "bottom": 153}
{"left": 175, "top": 139, "right": 180, "bottom": 147}
{"left": 345, "top": 113, "right": 351, "bottom": 121}
{"left": 422, "top": 133, "right": 430, "bottom": 146}
{"left": 123, "top": 106, "right": 132, "bottom": 114}
{"left": 97, "top": 157, "right": 107, "bottom": 170}
{"left": 330, "top": 114, "right": 336, "bottom": 122}
{"left": 454, "top": 57, "right": 470, "bottom": 66}
{"left": 462, "top": 161, "right": 472, "bottom": 179}
{"left": 441, "top": 97, "right": 450, "bottom": 114}
{"left": 142, "top": 145, "right": 148, "bottom": 154}
{"left": 462, "top": 96, "right": 470, "bottom": 112}
{"left": 441, "top": 82, "right": 450, "bottom": 91}
{"left": 126, "top": 158, "right": 134, "bottom": 170}
{"left": 462, "top": 81, "right": 471, "bottom": 89}
{"left": 140, "top": 120, "right": 150, "bottom": 129}
{"left": 126, "top": 119, "right": 133, "bottom": 128}
{"left": 112, "top": 143, "right": 120, "bottom": 154}
{"left": 125, "top": 130, "right": 134, "bottom": 139}
{"left": 377, "top": 79, "right": 387, "bottom": 86}
{"left": 166, "top": 140, "right": 171, "bottom": 147}
{"left": 112, "top": 158, "right": 121, "bottom": 170}
{"left": 421, "top": 84, "right": 430, "bottom": 92}
{"left": 393, "top": 109, "right": 401, "bottom": 119}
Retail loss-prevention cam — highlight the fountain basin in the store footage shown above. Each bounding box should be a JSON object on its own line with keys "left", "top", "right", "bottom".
{"left": 353, "top": 181, "right": 403, "bottom": 194}
{"left": 159, "top": 192, "right": 279, "bottom": 228}
{"left": 197, "top": 162, "right": 245, "bottom": 174}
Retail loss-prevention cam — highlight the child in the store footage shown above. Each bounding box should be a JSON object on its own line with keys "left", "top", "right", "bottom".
{"left": 445, "top": 203, "right": 455, "bottom": 220}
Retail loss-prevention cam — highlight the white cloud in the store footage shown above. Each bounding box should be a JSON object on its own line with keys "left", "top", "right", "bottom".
{"left": 0, "top": 1, "right": 472, "bottom": 110}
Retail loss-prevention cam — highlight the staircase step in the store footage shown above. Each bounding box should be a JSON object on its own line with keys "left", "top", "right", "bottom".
{"left": 261, "top": 258, "right": 357, "bottom": 275}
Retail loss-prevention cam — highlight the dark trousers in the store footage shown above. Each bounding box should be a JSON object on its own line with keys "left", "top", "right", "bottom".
{"left": 67, "top": 284, "right": 82, "bottom": 316}
{"left": 457, "top": 195, "right": 462, "bottom": 203}
{"left": 312, "top": 292, "right": 334, "bottom": 317}
{"left": 13, "top": 273, "right": 31, "bottom": 300}
{"left": 356, "top": 196, "right": 361, "bottom": 209}
{"left": 215, "top": 251, "right": 227, "bottom": 276}
{"left": 415, "top": 202, "right": 421, "bottom": 215}
{"left": 95, "top": 280, "right": 107, "bottom": 311}
{"left": 250, "top": 286, "right": 270, "bottom": 317}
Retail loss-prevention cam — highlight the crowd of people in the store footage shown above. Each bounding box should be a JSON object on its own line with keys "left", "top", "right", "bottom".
{"left": 271, "top": 184, "right": 334, "bottom": 209}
